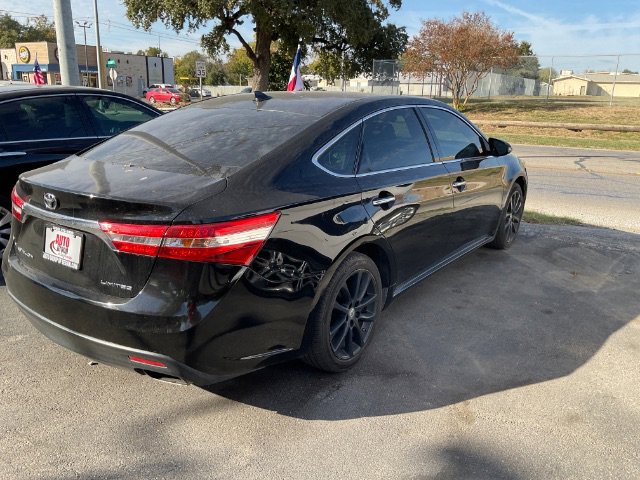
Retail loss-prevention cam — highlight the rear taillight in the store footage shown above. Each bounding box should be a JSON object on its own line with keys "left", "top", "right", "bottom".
{"left": 99, "top": 211, "right": 280, "bottom": 266}
{"left": 11, "top": 186, "right": 26, "bottom": 222}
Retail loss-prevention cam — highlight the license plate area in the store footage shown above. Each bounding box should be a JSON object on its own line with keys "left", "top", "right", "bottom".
{"left": 43, "top": 225, "right": 84, "bottom": 270}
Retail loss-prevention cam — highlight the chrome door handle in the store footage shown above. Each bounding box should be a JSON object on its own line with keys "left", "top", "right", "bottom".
{"left": 372, "top": 195, "right": 396, "bottom": 206}
{"left": 0, "top": 152, "right": 27, "bottom": 157}
{"left": 452, "top": 180, "right": 466, "bottom": 189}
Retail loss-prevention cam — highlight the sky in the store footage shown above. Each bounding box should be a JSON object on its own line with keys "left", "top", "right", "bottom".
{"left": 2, "top": 0, "right": 639, "bottom": 71}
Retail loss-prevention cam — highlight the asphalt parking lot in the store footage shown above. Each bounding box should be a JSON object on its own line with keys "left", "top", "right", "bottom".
{"left": 1, "top": 222, "right": 638, "bottom": 479}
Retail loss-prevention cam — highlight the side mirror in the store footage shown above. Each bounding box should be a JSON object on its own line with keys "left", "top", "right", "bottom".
{"left": 488, "top": 138, "right": 512, "bottom": 157}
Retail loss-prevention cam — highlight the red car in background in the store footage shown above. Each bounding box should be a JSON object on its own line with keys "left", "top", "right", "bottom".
{"left": 145, "top": 87, "right": 190, "bottom": 105}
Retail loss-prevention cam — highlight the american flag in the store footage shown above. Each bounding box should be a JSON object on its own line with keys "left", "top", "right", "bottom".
{"left": 33, "top": 56, "right": 45, "bottom": 85}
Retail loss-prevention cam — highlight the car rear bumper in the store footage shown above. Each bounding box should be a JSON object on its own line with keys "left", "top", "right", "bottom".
{"left": 8, "top": 290, "right": 236, "bottom": 386}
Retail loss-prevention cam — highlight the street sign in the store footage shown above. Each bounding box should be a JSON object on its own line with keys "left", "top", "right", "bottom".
{"left": 195, "top": 61, "right": 206, "bottom": 78}
{"left": 106, "top": 58, "right": 117, "bottom": 69}
{"left": 109, "top": 68, "right": 117, "bottom": 82}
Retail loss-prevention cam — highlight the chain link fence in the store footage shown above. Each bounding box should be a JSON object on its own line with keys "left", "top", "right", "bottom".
{"left": 322, "top": 55, "right": 640, "bottom": 101}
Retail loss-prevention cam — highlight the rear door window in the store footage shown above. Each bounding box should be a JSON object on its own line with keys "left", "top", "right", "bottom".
{"left": 80, "top": 95, "right": 158, "bottom": 136}
{"left": 315, "top": 124, "right": 361, "bottom": 175}
{"left": 0, "top": 95, "right": 91, "bottom": 142}
{"left": 419, "top": 108, "right": 485, "bottom": 161}
{"left": 358, "top": 108, "right": 433, "bottom": 174}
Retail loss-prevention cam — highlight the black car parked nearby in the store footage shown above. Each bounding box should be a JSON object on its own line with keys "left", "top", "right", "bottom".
{"left": 0, "top": 83, "right": 161, "bottom": 257}
{"left": 3, "top": 92, "right": 527, "bottom": 385}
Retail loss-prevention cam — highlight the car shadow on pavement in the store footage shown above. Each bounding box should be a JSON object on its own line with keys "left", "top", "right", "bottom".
{"left": 204, "top": 224, "right": 640, "bottom": 420}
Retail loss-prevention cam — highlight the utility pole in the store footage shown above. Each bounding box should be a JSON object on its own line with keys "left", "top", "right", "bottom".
{"left": 93, "top": 0, "right": 103, "bottom": 88}
{"left": 75, "top": 21, "right": 91, "bottom": 86}
{"left": 53, "top": 0, "right": 81, "bottom": 86}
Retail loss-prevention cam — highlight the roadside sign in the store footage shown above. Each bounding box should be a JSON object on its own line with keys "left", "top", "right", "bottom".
{"left": 109, "top": 68, "right": 117, "bottom": 82}
{"left": 106, "top": 58, "right": 117, "bottom": 69}
{"left": 195, "top": 61, "right": 206, "bottom": 78}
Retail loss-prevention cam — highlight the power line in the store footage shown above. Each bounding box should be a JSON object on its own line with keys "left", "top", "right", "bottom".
{"left": 1, "top": 8, "right": 202, "bottom": 46}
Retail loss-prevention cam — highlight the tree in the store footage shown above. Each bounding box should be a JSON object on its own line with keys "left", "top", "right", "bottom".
{"left": 123, "top": 0, "right": 405, "bottom": 91}
{"left": 308, "top": 52, "right": 343, "bottom": 85}
{"left": 0, "top": 13, "right": 56, "bottom": 48}
{"left": 0, "top": 14, "right": 22, "bottom": 48}
{"left": 22, "top": 15, "right": 56, "bottom": 43}
{"left": 538, "top": 66, "right": 558, "bottom": 84}
{"left": 622, "top": 69, "right": 639, "bottom": 74}
{"left": 224, "top": 48, "right": 254, "bottom": 85}
{"left": 403, "top": 12, "right": 519, "bottom": 109}
{"left": 136, "top": 46, "right": 168, "bottom": 57}
{"left": 514, "top": 40, "right": 540, "bottom": 79}
{"left": 268, "top": 43, "right": 295, "bottom": 91}
{"left": 174, "top": 50, "right": 227, "bottom": 86}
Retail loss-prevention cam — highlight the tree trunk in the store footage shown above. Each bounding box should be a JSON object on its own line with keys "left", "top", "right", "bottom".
{"left": 251, "top": 24, "right": 272, "bottom": 91}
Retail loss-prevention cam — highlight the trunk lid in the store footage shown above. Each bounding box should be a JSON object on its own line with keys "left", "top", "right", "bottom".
{"left": 13, "top": 151, "right": 228, "bottom": 299}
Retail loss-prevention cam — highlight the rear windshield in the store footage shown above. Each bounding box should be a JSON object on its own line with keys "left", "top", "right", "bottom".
{"left": 81, "top": 101, "right": 314, "bottom": 176}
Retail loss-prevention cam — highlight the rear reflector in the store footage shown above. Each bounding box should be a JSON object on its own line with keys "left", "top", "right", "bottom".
{"left": 99, "top": 211, "right": 280, "bottom": 266}
{"left": 11, "top": 186, "right": 26, "bottom": 222}
{"left": 128, "top": 356, "right": 167, "bottom": 368}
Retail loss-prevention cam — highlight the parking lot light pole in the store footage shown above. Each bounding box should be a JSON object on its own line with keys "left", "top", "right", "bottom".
{"left": 75, "top": 21, "right": 92, "bottom": 86}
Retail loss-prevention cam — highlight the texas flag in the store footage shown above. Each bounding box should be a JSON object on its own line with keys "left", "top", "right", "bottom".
{"left": 286, "top": 44, "right": 304, "bottom": 92}
{"left": 33, "top": 56, "right": 45, "bottom": 85}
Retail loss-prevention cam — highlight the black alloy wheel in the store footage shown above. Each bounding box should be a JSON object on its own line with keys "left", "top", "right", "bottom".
{"left": 304, "top": 252, "right": 382, "bottom": 372}
{"left": 488, "top": 183, "right": 524, "bottom": 249}
{"left": 0, "top": 206, "right": 11, "bottom": 258}
{"left": 330, "top": 270, "right": 377, "bottom": 360}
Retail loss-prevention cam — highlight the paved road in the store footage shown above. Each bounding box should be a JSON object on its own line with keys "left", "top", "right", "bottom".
{"left": 513, "top": 145, "right": 640, "bottom": 233}
{"left": 1, "top": 223, "right": 638, "bottom": 479}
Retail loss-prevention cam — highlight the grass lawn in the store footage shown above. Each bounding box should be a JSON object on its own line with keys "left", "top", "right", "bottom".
{"left": 523, "top": 210, "right": 584, "bottom": 227}
{"left": 437, "top": 96, "right": 640, "bottom": 151}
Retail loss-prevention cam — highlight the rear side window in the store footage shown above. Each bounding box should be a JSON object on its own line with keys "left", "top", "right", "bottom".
{"left": 0, "top": 95, "right": 90, "bottom": 142}
{"left": 81, "top": 95, "right": 157, "bottom": 136}
{"left": 419, "top": 108, "right": 484, "bottom": 161}
{"left": 316, "top": 124, "right": 361, "bottom": 175}
{"left": 358, "top": 108, "right": 432, "bottom": 174}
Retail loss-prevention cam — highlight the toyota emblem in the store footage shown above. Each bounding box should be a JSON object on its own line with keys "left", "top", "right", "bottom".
{"left": 43, "top": 192, "right": 59, "bottom": 210}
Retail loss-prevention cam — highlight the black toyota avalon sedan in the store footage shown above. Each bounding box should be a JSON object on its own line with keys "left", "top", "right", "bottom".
{"left": 3, "top": 92, "right": 526, "bottom": 385}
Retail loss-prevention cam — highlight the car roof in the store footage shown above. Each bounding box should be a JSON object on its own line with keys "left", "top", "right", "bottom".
{"left": 192, "top": 91, "right": 447, "bottom": 119}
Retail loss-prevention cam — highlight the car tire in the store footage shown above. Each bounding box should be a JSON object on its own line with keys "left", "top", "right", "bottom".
{"left": 0, "top": 204, "right": 11, "bottom": 259}
{"left": 303, "top": 252, "right": 383, "bottom": 372}
{"left": 170, "top": 97, "right": 177, "bottom": 105}
{"left": 487, "top": 183, "right": 524, "bottom": 250}
{"left": 149, "top": 97, "right": 156, "bottom": 104}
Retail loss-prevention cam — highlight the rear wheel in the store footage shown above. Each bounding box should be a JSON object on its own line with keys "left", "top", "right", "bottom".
{"left": 170, "top": 97, "right": 177, "bottom": 105}
{"left": 488, "top": 183, "right": 524, "bottom": 250}
{"left": 149, "top": 97, "right": 156, "bottom": 104}
{"left": 0, "top": 205, "right": 11, "bottom": 259}
{"left": 304, "top": 253, "right": 382, "bottom": 372}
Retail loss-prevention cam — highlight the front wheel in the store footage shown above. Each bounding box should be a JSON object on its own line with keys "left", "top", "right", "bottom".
{"left": 488, "top": 183, "right": 524, "bottom": 249}
{"left": 170, "top": 97, "right": 177, "bottom": 105}
{"left": 304, "top": 252, "right": 383, "bottom": 372}
{"left": 148, "top": 97, "right": 156, "bottom": 104}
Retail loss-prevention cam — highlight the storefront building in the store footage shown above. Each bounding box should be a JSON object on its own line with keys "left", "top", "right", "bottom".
{"left": 0, "top": 42, "right": 174, "bottom": 96}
